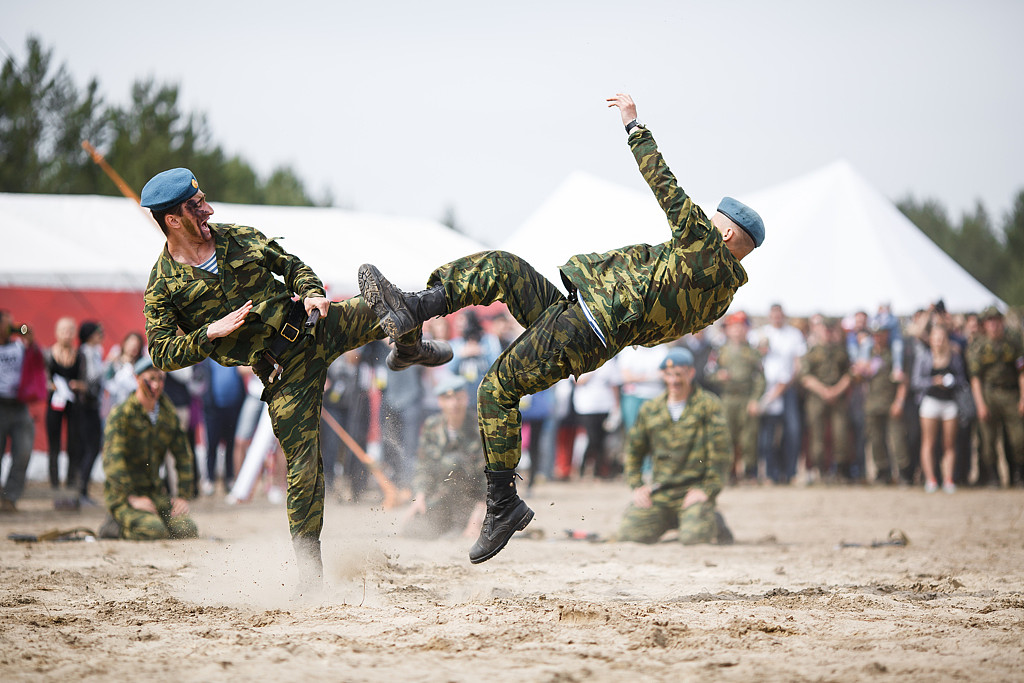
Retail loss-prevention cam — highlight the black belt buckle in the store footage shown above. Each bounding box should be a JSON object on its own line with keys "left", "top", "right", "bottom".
{"left": 281, "top": 322, "right": 300, "bottom": 343}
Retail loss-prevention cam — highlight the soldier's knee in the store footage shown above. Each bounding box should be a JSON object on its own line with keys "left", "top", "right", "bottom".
{"left": 123, "top": 519, "right": 171, "bottom": 541}
{"left": 168, "top": 516, "right": 199, "bottom": 539}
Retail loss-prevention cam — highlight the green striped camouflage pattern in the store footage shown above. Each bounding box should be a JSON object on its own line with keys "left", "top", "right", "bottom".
{"left": 423, "top": 128, "right": 749, "bottom": 471}
{"left": 144, "top": 223, "right": 396, "bottom": 542}
{"left": 429, "top": 251, "right": 608, "bottom": 470}
{"left": 967, "top": 335, "right": 1024, "bottom": 389}
{"left": 717, "top": 341, "right": 765, "bottom": 471}
{"left": 144, "top": 223, "right": 325, "bottom": 370}
{"left": 622, "top": 386, "right": 731, "bottom": 497}
{"left": 412, "top": 413, "right": 486, "bottom": 506}
{"left": 616, "top": 386, "right": 730, "bottom": 544}
{"left": 103, "top": 393, "right": 197, "bottom": 539}
{"left": 115, "top": 506, "right": 198, "bottom": 540}
{"left": 616, "top": 498, "right": 718, "bottom": 545}
{"left": 558, "top": 128, "right": 748, "bottom": 351}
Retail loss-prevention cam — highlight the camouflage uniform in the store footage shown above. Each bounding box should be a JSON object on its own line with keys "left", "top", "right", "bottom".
{"left": 402, "top": 413, "right": 486, "bottom": 539}
{"left": 144, "top": 224, "right": 404, "bottom": 545}
{"left": 615, "top": 386, "right": 731, "bottom": 544}
{"left": 426, "top": 128, "right": 748, "bottom": 470}
{"left": 102, "top": 393, "right": 197, "bottom": 540}
{"left": 801, "top": 340, "right": 852, "bottom": 475}
{"left": 862, "top": 347, "right": 908, "bottom": 482}
{"left": 967, "top": 334, "right": 1024, "bottom": 483}
{"left": 716, "top": 341, "right": 765, "bottom": 475}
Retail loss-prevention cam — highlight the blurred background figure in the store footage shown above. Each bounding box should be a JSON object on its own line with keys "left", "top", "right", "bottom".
{"left": 44, "top": 316, "right": 82, "bottom": 490}
{"left": 400, "top": 376, "right": 485, "bottom": 540}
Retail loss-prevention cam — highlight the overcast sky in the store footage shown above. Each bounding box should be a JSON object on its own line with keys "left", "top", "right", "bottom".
{"left": 3, "top": 0, "right": 1022, "bottom": 245}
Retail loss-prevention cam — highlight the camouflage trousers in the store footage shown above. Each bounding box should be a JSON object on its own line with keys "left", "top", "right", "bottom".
{"left": 259, "top": 297, "right": 404, "bottom": 542}
{"left": 722, "top": 394, "right": 759, "bottom": 473}
{"left": 979, "top": 386, "right": 1024, "bottom": 476}
{"left": 865, "top": 411, "right": 909, "bottom": 481}
{"left": 428, "top": 251, "right": 612, "bottom": 471}
{"left": 615, "top": 497, "right": 718, "bottom": 544}
{"left": 804, "top": 394, "right": 851, "bottom": 471}
{"left": 113, "top": 505, "right": 198, "bottom": 541}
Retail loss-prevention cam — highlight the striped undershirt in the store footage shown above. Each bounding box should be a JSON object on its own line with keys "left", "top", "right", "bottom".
{"left": 197, "top": 253, "right": 218, "bottom": 274}
{"left": 577, "top": 296, "right": 608, "bottom": 347}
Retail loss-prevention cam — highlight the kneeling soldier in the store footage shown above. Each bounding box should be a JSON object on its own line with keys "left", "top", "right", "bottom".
{"left": 101, "top": 358, "right": 197, "bottom": 540}
{"left": 615, "top": 348, "right": 733, "bottom": 545}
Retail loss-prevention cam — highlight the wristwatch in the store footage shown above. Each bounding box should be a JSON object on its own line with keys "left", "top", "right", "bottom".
{"left": 625, "top": 118, "right": 645, "bottom": 134}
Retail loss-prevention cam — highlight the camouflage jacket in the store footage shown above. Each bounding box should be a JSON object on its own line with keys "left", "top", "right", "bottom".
{"left": 801, "top": 341, "right": 851, "bottom": 388}
{"left": 715, "top": 341, "right": 766, "bottom": 399}
{"left": 863, "top": 347, "right": 900, "bottom": 414}
{"left": 412, "top": 413, "right": 486, "bottom": 506}
{"left": 559, "top": 128, "right": 748, "bottom": 352}
{"left": 967, "top": 335, "right": 1024, "bottom": 390}
{"left": 143, "top": 224, "right": 325, "bottom": 370}
{"left": 102, "top": 393, "right": 195, "bottom": 515}
{"left": 624, "top": 386, "right": 731, "bottom": 500}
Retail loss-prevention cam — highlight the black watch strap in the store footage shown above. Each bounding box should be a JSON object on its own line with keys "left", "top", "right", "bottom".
{"left": 625, "top": 119, "right": 644, "bottom": 134}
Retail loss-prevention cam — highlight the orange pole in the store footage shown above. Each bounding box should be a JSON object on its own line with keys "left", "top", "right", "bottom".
{"left": 81, "top": 140, "right": 140, "bottom": 204}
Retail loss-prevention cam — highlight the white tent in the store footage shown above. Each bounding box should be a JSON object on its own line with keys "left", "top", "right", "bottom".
{"left": 730, "top": 160, "right": 1002, "bottom": 316}
{"left": 0, "top": 193, "right": 485, "bottom": 294}
{"left": 501, "top": 163, "right": 1002, "bottom": 316}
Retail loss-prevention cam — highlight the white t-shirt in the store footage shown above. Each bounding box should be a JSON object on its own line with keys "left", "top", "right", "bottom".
{"left": 754, "top": 324, "right": 806, "bottom": 384}
{"left": 0, "top": 338, "right": 25, "bottom": 399}
{"left": 572, "top": 358, "right": 620, "bottom": 415}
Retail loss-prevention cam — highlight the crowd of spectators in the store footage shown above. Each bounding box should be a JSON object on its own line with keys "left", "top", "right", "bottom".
{"left": 1, "top": 297, "right": 1021, "bottom": 517}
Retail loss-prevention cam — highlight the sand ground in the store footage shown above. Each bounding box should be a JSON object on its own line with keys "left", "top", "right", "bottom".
{"left": 1, "top": 480, "right": 1022, "bottom": 682}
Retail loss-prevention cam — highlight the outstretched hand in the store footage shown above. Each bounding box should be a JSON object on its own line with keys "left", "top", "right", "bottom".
{"left": 607, "top": 93, "right": 638, "bottom": 127}
{"left": 207, "top": 300, "right": 253, "bottom": 340}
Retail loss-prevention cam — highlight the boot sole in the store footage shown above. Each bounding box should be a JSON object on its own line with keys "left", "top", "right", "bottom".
{"left": 357, "top": 264, "right": 410, "bottom": 340}
{"left": 469, "top": 508, "right": 535, "bottom": 565}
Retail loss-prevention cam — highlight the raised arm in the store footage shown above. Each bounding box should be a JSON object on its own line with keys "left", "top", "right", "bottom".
{"left": 607, "top": 93, "right": 705, "bottom": 241}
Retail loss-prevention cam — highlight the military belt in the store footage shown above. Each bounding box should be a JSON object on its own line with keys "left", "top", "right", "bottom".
{"left": 262, "top": 299, "right": 309, "bottom": 383}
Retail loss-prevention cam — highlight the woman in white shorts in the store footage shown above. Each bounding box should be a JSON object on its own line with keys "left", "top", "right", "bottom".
{"left": 911, "top": 323, "right": 967, "bottom": 493}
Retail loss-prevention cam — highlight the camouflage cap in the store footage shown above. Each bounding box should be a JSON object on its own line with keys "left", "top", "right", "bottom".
{"left": 717, "top": 197, "right": 765, "bottom": 248}
{"left": 980, "top": 305, "right": 1003, "bottom": 321}
{"left": 660, "top": 348, "right": 695, "bottom": 369}
{"left": 141, "top": 168, "right": 199, "bottom": 211}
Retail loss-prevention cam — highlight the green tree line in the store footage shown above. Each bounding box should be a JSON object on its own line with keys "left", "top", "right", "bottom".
{"left": 0, "top": 36, "right": 322, "bottom": 206}
{"left": 897, "top": 192, "right": 1024, "bottom": 307}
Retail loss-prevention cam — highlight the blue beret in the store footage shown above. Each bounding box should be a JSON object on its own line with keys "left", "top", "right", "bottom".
{"left": 434, "top": 374, "right": 468, "bottom": 396}
{"left": 133, "top": 356, "right": 155, "bottom": 375}
{"left": 660, "top": 348, "right": 694, "bottom": 369}
{"left": 140, "top": 168, "right": 200, "bottom": 211}
{"left": 717, "top": 197, "right": 765, "bottom": 248}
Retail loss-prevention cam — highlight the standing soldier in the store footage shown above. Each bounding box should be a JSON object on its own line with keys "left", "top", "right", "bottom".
{"left": 101, "top": 358, "right": 198, "bottom": 540}
{"left": 714, "top": 312, "right": 765, "bottom": 482}
{"left": 800, "top": 317, "right": 854, "bottom": 483}
{"left": 139, "top": 168, "right": 451, "bottom": 590}
{"left": 614, "top": 348, "right": 733, "bottom": 545}
{"left": 967, "top": 306, "right": 1024, "bottom": 487}
{"left": 857, "top": 323, "right": 908, "bottom": 484}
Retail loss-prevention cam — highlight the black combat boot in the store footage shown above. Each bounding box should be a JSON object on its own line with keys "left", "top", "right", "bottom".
{"left": 469, "top": 469, "right": 535, "bottom": 564}
{"left": 292, "top": 536, "right": 324, "bottom": 597}
{"left": 387, "top": 338, "right": 454, "bottom": 371}
{"left": 358, "top": 263, "right": 448, "bottom": 340}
